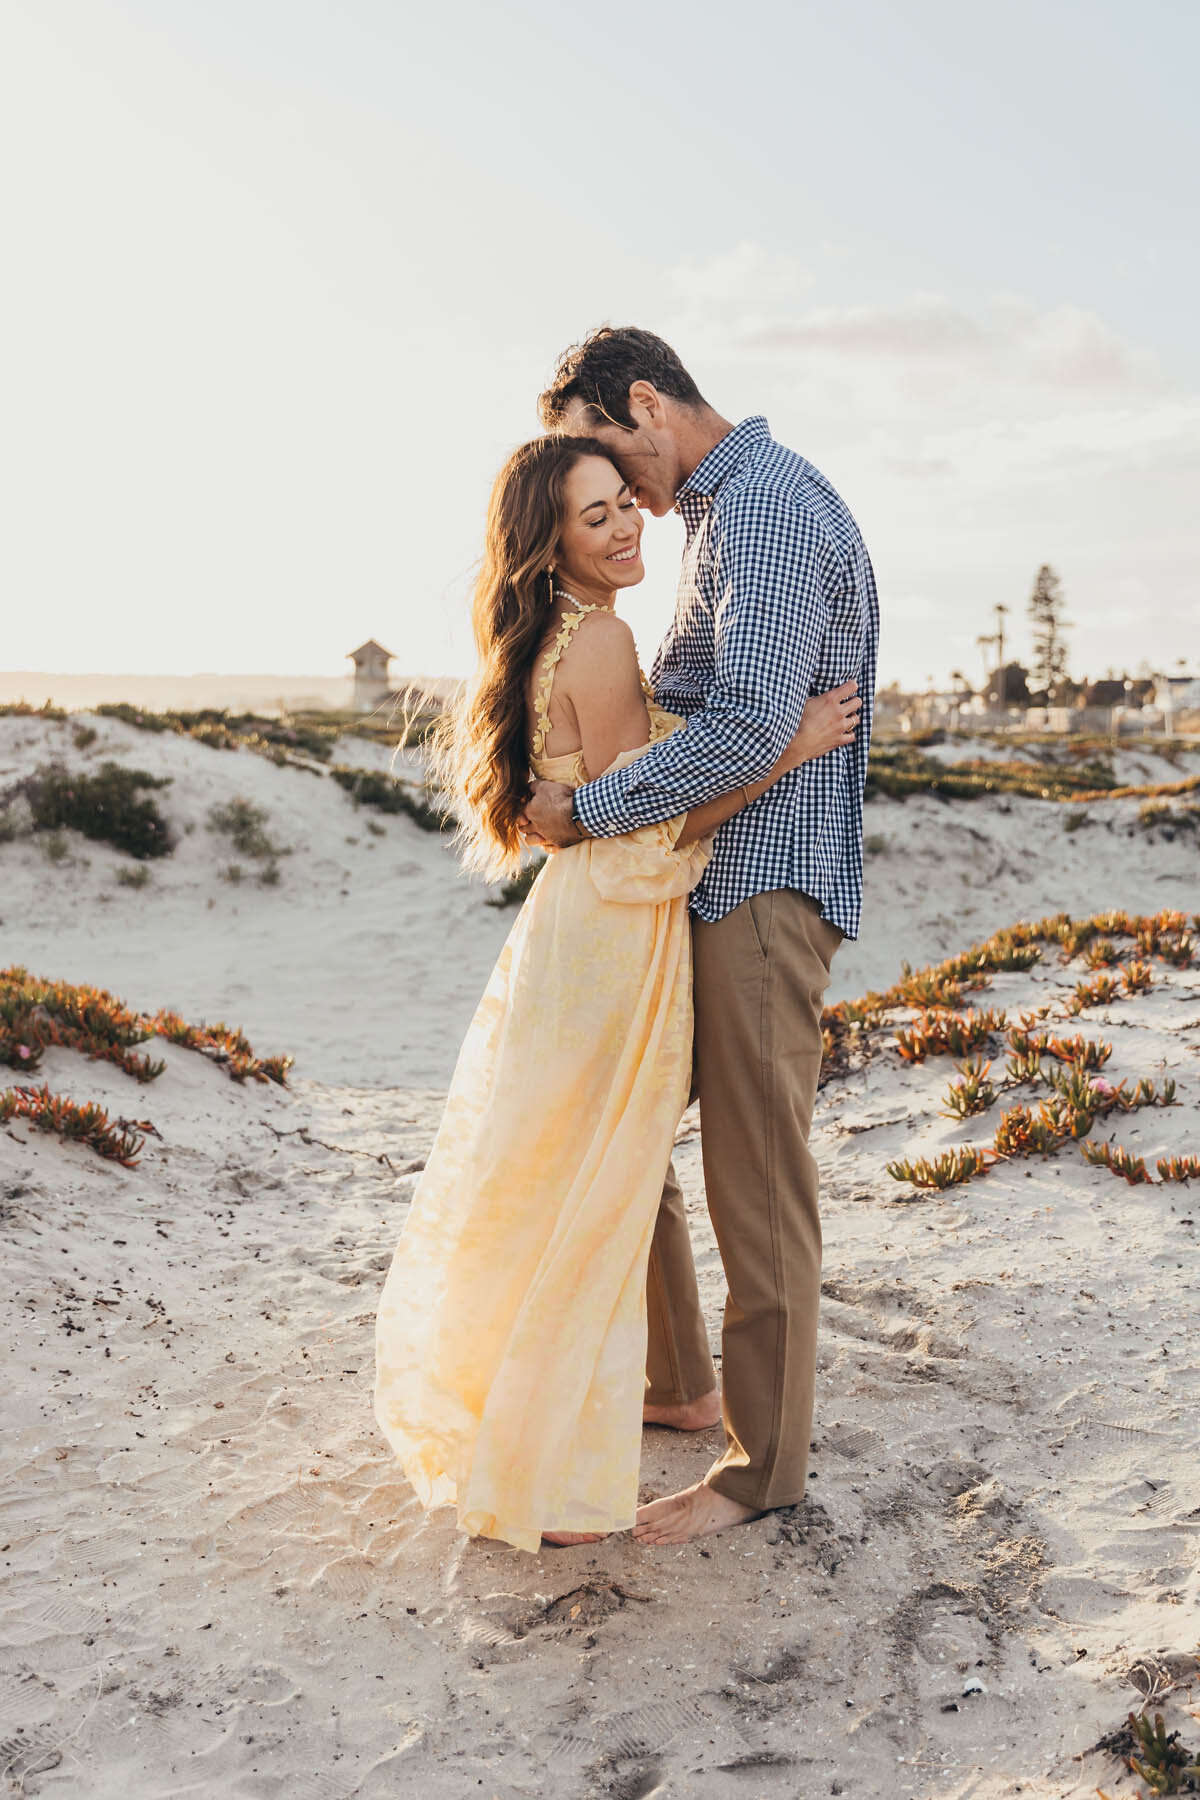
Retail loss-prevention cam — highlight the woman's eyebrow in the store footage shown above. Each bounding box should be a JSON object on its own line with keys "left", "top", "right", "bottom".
{"left": 578, "top": 485, "right": 629, "bottom": 518}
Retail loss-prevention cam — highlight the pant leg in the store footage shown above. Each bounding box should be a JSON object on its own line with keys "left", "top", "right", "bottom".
{"left": 693, "top": 888, "right": 842, "bottom": 1510}
{"left": 644, "top": 1159, "right": 717, "bottom": 1405}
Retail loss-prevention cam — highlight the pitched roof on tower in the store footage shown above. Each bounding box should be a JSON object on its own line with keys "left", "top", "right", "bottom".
{"left": 347, "top": 640, "right": 395, "bottom": 662}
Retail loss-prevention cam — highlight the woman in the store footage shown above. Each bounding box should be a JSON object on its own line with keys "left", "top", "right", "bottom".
{"left": 374, "top": 436, "right": 859, "bottom": 1552}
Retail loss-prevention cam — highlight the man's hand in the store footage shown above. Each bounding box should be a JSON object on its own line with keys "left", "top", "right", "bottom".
{"left": 518, "top": 779, "right": 585, "bottom": 849}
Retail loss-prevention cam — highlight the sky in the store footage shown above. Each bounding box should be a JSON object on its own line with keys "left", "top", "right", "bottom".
{"left": 3, "top": 0, "right": 1198, "bottom": 691}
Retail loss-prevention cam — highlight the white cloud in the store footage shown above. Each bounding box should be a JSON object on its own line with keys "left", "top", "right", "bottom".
{"left": 745, "top": 303, "right": 991, "bottom": 358}
{"left": 738, "top": 298, "right": 1132, "bottom": 389}
{"left": 655, "top": 250, "right": 1197, "bottom": 687}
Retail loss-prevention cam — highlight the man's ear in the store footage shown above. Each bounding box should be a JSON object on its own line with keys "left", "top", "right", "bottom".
{"left": 626, "top": 380, "right": 662, "bottom": 426}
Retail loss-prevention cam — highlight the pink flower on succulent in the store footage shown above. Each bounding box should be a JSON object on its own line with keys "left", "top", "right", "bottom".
{"left": 17, "top": 1045, "right": 31, "bottom": 1059}
{"left": 1090, "top": 1077, "right": 1114, "bottom": 1096}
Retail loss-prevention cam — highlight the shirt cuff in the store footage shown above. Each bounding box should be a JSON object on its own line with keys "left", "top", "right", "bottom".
{"left": 573, "top": 778, "right": 617, "bottom": 839}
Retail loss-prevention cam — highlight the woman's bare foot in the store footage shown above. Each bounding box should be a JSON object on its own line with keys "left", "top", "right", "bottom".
{"left": 633, "top": 1482, "right": 765, "bottom": 1545}
{"left": 541, "top": 1530, "right": 607, "bottom": 1547}
{"left": 642, "top": 1388, "right": 722, "bottom": 1431}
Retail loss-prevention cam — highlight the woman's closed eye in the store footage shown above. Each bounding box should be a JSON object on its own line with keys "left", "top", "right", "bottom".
{"left": 589, "top": 503, "right": 636, "bottom": 527}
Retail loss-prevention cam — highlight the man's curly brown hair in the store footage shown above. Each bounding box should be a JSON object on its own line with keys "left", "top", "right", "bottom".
{"left": 538, "top": 326, "right": 706, "bottom": 432}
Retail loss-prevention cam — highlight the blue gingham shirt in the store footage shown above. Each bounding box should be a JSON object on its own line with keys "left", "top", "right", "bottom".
{"left": 573, "top": 416, "right": 879, "bottom": 938}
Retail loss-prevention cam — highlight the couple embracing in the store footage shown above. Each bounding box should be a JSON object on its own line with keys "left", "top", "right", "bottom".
{"left": 374, "top": 326, "right": 879, "bottom": 1551}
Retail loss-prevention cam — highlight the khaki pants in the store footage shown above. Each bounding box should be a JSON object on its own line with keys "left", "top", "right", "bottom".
{"left": 645, "top": 888, "right": 843, "bottom": 1510}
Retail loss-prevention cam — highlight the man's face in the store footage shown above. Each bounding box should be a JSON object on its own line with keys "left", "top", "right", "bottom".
{"left": 562, "top": 391, "right": 684, "bottom": 518}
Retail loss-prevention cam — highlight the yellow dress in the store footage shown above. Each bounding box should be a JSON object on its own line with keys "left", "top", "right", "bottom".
{"left": 373, "top": 601, "right": 712, "bottom": 1553}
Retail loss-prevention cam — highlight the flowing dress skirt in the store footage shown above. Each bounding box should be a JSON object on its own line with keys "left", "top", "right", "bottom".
{"left": 374, "top": 733, "right": 709, "bottom": 1552}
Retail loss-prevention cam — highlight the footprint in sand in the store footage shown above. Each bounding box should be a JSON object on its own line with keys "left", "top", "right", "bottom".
{"left": 539, "top": 1692, "right": 723, "bottom": 1771}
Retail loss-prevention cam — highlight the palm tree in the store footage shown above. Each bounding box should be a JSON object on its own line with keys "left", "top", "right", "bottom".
{"left": 993, "top": 604, "right": 1009, "bottom": 706}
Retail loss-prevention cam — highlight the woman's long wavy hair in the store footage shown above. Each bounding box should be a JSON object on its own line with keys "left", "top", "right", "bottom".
{"left": 434, "top": 435, "right": 619, "bottom": 881}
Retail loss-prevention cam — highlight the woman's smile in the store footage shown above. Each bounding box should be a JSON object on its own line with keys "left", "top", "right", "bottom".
{"left": 553, "top": 454, "right": 647, "bottom": 603}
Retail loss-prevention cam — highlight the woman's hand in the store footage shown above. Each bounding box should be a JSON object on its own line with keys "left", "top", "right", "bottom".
{"left": 776, "top": 680, "right": 861, "bottom": 773}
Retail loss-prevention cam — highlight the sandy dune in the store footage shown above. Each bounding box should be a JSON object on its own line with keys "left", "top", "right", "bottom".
{"left": 1, "top": 712, "right": 1197, "bottom": 1087}
{"left": 2, "top": 714, "right": 1199, "bottom": 1796}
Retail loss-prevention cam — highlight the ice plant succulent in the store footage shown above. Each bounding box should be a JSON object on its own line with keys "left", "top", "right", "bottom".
{"left": 0, "top": 1085, "right": 146, "bottom": 1167}
{"left": 886, "top": 1147, "right": 995, "bottom": 1190}
{"left": 150, "top": 1010, "right": 292, "bottom": 1085}
{"left": 1080, "top": 1141, "right": 1152, "bottom": 1185}
{"left": 894, "top": 969, "right": 969, "bottom": 1010}
{"left": 1157, "top": 1154, "right": 1200, "bottom": 1182}
{"left": 1124, "top": 1708, "right": 1200, "bottom": 1793}
{"left": 822, "top": 909, "right": 1195, "bottom": 1195}
{"left": 1007, "top": 1022, "right": 1051, "bottom": 1058}
{"left": 941, "top": 1057, "right": 996, "bottom": 1118}
{"left": 820, "top": 908, "right": 1198, "bottom": 1081}
{"left": 1067, "top": 974, "right": 1119, "bottom": 1013}
{"left": 1044, "top": 1033, "right": 1113, "bottom": 1070}
{"left": 894, "top": 1007, "right": 1007, "bottom": 1063}
{"left": 0, "top": 968, "right": 291, "bottom": 1087}
{"left": 993, "top": 1101, "right": 1068, "bottom": 1159}
{"left": 1158, "top": 932, "right": 1196, "bottom": 969}
{"left": 1044, "top": 1066, "right": 1113, "bottom": 1136}
{"left": 1005, "top": 1050, "right": 1046, "bottom": 1086}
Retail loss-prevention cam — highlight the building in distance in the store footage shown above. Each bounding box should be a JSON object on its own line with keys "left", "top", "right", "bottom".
{"left": 347, "top": 640, "right": 396, "bottom": 713}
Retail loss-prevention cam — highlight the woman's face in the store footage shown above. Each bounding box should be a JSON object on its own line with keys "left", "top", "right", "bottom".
{"left": 553, "top": 456, "right": 644, "bottom": 600}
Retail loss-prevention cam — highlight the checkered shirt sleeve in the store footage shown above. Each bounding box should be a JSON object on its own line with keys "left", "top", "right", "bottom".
{"left": 570, "top": 416, "right": 877, "bottom": 939}
{"left": 574, "top": 488, "right": 832, "bottom": 823}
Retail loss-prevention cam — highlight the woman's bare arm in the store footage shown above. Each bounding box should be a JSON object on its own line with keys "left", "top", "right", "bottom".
{"left": 556, "top": 613, "right": 653, "bottom": 777}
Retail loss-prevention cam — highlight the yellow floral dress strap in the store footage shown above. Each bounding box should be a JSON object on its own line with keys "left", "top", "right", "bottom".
{"left": 530, "top": 591, "right": 607, "bottom": 758}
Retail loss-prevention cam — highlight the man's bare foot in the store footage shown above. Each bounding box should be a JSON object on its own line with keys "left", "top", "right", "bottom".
{"left": 642, "top": 1388, "right": 722, "bottom": 1431}
{"left": 541, "top": 1530, "right": 607, "bottom": 1547}
{"left": 633, "top": 1481, "right": 765, "bottom": 1545}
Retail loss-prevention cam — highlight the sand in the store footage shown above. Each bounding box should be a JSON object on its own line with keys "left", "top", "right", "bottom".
{"left": 2, "top": 713, "right": 1199, "bottom": 1797}
{"left": 1, "top": 712, "right": 1197, "bottom": 1087}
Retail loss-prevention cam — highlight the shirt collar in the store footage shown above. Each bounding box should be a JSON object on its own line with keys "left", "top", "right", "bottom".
{"left": 677, "top": 415, "right": 771, "bottom": 505}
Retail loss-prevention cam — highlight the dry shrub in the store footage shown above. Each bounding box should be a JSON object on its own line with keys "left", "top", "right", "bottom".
{"left": 486, "top": 857, "right": 546, "bottom": 908}
{"left": 24, "top": 761, "right": 173, "bottom": 859}
{"left": 95, "top": 702, "right": 339, "bottom": 763}
{"left": 0, "top": 701, "right": 65, "bottom": 720}
{"left": 330, "top": 765, "right": 450, "bottom": 831}
{"left": 206, "top": 797, "right": 287, "bottom": 860}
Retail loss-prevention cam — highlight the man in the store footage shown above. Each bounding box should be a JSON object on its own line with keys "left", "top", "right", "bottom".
{"left": 524, "top": 326, "right": 879, "bottom": 1544}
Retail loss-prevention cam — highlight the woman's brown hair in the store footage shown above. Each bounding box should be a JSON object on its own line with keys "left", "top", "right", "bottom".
{"left": 435, "top": 435, "right": 619, "bottom": 880}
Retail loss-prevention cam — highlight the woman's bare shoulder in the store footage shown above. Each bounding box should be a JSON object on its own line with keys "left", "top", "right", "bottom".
{"left": 557, "top": 610, "right": 640, "bottom": 693}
